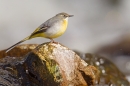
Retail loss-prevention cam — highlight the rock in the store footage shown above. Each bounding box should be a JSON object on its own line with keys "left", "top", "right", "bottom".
{"left": 0, "top": 43, "right": 99, "bottom": 86}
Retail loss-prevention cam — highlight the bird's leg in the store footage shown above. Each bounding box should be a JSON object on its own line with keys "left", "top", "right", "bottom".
{"left": 50, "top": 38, "right": 55, "bottom": 43}
{"left": 49, "top": 38, "right": 59, "bottom": 44}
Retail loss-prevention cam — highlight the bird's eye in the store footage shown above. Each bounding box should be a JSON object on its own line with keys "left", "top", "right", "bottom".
{"left": 60, "top": 14, "right": 67, "bottom": 17}
{"left": 63, "top": 15, "right": 66, "bottom": 17}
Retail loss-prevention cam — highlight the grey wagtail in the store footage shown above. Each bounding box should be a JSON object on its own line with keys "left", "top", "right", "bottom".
{"left": 6, "top": 12, "right": 73, "bottom": 52}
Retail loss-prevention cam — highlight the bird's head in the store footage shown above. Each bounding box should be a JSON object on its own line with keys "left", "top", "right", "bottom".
{"left": 56, "top": 12, "right": 74, "bottom": 19}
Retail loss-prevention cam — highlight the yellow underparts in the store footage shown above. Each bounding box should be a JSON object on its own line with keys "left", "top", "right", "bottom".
{"left": 30, "top": 19, "right": 68, "bottom": 39}
{"left": 50, "top": 19, "right": 68, "bottom": 38}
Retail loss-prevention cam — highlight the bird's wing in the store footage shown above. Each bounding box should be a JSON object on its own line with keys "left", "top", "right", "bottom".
{"left": 29, "top": 16, "right": 60, "bottom": 37}
{"left": 29, "top": 26, "right": 49, "bottom": 38}
{"left": 31, "top": 16, "right": 56, "bottom": 35}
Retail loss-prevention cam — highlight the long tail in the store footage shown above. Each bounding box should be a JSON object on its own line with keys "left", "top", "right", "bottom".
{"left": 5, "top": 36, "right": 30, "bottom": 53}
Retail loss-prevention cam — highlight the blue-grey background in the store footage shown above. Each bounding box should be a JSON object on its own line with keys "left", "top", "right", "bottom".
{"left": 0, "top": 0, "right": 130, "bottom": 82}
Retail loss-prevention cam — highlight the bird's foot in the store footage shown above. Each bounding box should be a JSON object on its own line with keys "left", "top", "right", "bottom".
{"left": 49, "top": 39, "right": 59, "bottom": 44}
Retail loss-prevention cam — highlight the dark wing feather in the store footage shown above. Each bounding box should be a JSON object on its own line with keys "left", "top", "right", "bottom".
{"left": 30, "top": 26, "right": 49, "bottom": 37}
{"left": 29, "top": 16, "right": 60, "bottom": 38}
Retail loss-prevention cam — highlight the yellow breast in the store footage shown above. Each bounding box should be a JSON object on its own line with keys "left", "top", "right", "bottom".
{"left": 30, "top": 18, "right": 68, "bottom": 39}
{"left": 50, "top": 18, "right": 68, "bottom": 38}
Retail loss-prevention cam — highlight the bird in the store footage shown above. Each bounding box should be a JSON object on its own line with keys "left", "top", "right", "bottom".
{"left": 5, "top": 12, "right": 73, "bottom": 53}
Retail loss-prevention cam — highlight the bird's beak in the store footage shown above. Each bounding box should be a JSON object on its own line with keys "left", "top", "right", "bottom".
{"left": 69, "top": 15, "right": 74, "bottom": 17}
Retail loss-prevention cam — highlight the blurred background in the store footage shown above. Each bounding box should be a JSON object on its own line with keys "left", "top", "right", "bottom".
{"left": 0, "top": 0, "right": 130, "bottom": 82}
